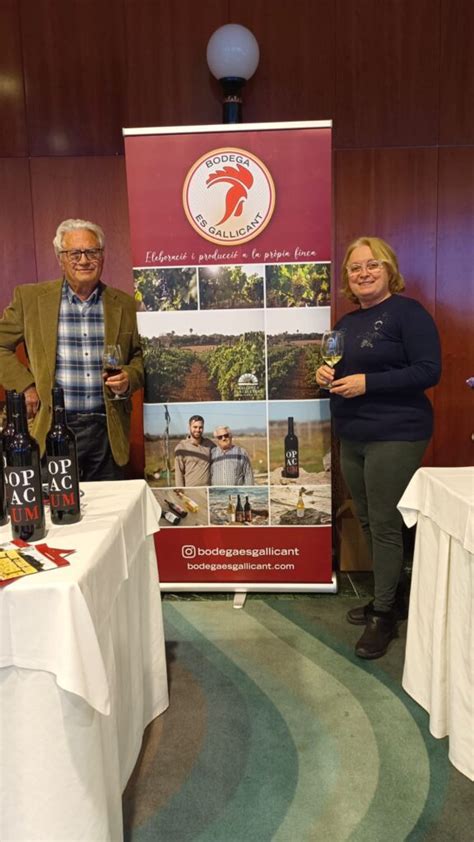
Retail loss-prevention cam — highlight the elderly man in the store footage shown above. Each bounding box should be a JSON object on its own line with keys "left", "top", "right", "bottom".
{"left": 174, "top": 414, "right": 214, "bottom": 486}
{"left": 0, "top": 218, "right": 143, "bottom": 480}
{"left": 210, "top": 426, "right": 254, "bottom": 486}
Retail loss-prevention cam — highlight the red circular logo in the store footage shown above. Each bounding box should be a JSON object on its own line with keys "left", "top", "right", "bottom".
{"left": 183, "top": 147, "right": 276, "bottom": 245}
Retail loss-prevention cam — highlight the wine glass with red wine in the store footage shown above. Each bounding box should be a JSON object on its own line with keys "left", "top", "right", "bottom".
{"left": 103, "top": 344, "right": 125, "bottom": 400}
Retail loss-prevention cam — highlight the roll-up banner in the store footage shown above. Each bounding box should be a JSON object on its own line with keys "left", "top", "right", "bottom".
{"left": 123, "top": 121, "right": 335, "bottom": 592}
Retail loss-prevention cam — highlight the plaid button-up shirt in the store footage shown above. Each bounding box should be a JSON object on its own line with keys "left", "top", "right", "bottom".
{"left": 210, "top": 445, "right": 254, "bottom": 486}
{"left": 55, "top": 281, "right": 106, "bottom": 413}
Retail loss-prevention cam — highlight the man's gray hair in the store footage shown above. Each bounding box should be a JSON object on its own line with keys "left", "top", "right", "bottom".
{"left": 53, "top": 219, "right": 105, "bottom": 256}
{"left": 214, "top": 425, "right": 231, "bottom": 437}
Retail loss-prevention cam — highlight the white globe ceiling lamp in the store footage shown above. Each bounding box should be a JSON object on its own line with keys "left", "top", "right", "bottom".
{"left": 206, "top": 24, "right": 260, "bottom": 123}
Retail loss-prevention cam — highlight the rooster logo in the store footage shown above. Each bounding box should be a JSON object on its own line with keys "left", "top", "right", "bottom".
{"left": 206, "top": 164, "right": 254, "bottom": 225}
{"left": 183, "top": 146, "right": 275, "bottom": 246}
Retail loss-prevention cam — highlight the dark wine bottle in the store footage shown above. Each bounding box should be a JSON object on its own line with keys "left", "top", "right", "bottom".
{"left": 164, "top": 499, "right": 188, "bottom": 518}
{"left": 162, "top": 510, "right": 180, "bottom": 525}
{"left": 284, "top": 416, "right": 299, "bottom": 478}
{"left": 46, "top": 388, "right": 81, "bottom": 525}
{"left": 4, "top": 392, "right": 46, "bottom": 541}
{"left": 2, "top": 390, "right": 16, "bottom": 466}
{"left": 235, "top": 494, "right": 244, "bottom": 523}
{"left": 244, "top": 495, "right": 252, "bottom": 523}
{"left": 0, "top": 398, "right": 8, "bottom": 526}
{"left": 0, "top": 474, "right": 6, "bottom": 526}
{"left": 1, "top": 390, "right": 17, "bottom": 524}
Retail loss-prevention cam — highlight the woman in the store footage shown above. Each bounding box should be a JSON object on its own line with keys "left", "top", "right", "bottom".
{"left": 316, "top": 236, "right": 441, "bottom": 659}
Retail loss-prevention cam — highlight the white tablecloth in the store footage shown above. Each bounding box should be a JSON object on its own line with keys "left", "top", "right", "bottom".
{"left": 398, "top": 467, "right": 474, "bottom": 780}
{"left": 0, "top": 480, "right": 169, "bottom": 841}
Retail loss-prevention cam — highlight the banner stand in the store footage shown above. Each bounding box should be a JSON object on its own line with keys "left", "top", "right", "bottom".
{"left": 124, "top": 120, "right": 335, "bottom": 594}
{"left": 160, "top": 575, "right": 338, "bottom": 609}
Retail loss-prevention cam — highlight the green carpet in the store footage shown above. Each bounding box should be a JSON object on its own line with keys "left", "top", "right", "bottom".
{"left": 123, "top": 596, "right": 473, "bottom": 841}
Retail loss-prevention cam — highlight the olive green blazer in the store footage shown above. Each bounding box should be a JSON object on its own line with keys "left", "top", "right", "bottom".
{"left": 0, "top": 279, "right": 144, "bottom": 466}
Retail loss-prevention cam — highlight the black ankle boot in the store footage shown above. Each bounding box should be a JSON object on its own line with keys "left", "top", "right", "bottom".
{"left": 355, "top": 608, "right": 397, "bottom": 660}
{"left": 346, "top": 600, "right": 374, "bottom": 625}
{"left": 347, "top": 579, "right": 410, "bottom": 627}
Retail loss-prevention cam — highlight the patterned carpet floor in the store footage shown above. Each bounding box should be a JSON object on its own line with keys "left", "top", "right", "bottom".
{"left": 123, "top": 596, "right": 473, "bottom": 841}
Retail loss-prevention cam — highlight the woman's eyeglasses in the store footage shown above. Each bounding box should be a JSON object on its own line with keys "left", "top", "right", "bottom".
{"left": 347, "top": 259, "right": 384, "bottom": 276}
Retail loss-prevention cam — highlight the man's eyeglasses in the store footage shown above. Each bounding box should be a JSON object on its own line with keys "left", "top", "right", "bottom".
{"left": 59, "top": 249, "right": 103, "bottom": 263}
{"left": 216, "top": 434, "right": 230, "bottom": 440}
{"left": 347, "top": 259, "right": 384, "bottom": 276}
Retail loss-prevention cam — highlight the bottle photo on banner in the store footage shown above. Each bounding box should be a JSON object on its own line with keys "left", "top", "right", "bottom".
{"left": 152, "top": 487, "right": 209, "bottom": 528}
{"left": 209, "top": 486, "right": 269, "bottom": 526}
{"left": 268, "top": 399, "right": 331, "bottom": 525}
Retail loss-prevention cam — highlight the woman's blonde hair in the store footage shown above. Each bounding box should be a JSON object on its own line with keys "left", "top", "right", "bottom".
{"left": 341, "top": 236, "right": 405, "bottom": 304}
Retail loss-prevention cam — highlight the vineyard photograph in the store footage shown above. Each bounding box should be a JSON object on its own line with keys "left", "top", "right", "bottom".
{"left": 133, "top": 267, "right": 198, "bottom": 311}
{"left": 198, "top": 264, "right": 264, "bottom": 309}
{"left": 143, "top": 401, "right": 269, "bottom": 488}
{"left": 266, "top": 307, "right": 329, "bottom": 400}
{"left": 139, "top": 309, "right": 266, "bottom": 403}
{"left": 265, "top": 262, "right": 331, "bottom": 308}
{"left": 268, "top": 400, "right": 331, "bottom": 485}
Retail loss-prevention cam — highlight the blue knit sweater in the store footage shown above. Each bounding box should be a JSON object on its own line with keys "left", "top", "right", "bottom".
{"left": 330, "top": 295, "right": 441, "bottom": 441}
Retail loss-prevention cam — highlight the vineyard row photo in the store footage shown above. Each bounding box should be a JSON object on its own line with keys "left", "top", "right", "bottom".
{"left": 134, "top": 262, "right": 331, "bottom": 312}
{"left": 140, "top": 330, "right": 328, "bottom": 403}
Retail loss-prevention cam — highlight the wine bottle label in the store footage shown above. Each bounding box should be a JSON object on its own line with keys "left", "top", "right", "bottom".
{"left": 5, "top": 466, "right": 43, "bottom": 525}
{"left": 0, "top": 462, "right": 7, "bottom": 525}
{"left": 163, "top": 511, "right": 180, "bottom": 525}
{"left": 178, "top": 494, "right": 199, "bottom": 512}
{"left": 165, "top": 500, "right": 187, "bottom": 517}
{"left": 47, "top": 457, "right": 79, "bottom": 511}
{"left": 285, "top": 449, "right": 299, "bottom": 475}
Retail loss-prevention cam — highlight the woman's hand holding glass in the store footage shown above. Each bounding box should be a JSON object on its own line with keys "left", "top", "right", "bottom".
{"left": 102, "top": 344, "right": 129, "bottom": 400}
{"left": 316, "top": 330, "right": 344, "bottom": 390}
{"left": 316, "top": 363, "right": 337, "bottom": 390}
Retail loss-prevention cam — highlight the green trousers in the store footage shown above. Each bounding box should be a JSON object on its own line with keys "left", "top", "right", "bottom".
{"left": 340, "top": 439, "right": 428, "bottom": 612}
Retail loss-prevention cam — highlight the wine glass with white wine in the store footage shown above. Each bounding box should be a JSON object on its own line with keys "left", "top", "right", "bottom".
{"left": 319, "top": 330, "right": 344, "bottom": 389}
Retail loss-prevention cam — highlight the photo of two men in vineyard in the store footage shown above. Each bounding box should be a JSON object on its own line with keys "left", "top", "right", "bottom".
{"left": 174, "top": 415, "right": 254, "bottom": 488}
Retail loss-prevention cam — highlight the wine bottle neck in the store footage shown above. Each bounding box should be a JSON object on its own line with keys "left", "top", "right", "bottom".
{"left": 53, "top": 407, "right": 67, "bottom": 427}
{"left": 52, "top": 388, "right": 66, "bottom": 409}
{"left": 12, "top": 395, "right": 28, "bottom": 435}
{"left": 5, "top": 392, "right": 15, "bottom": 425}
